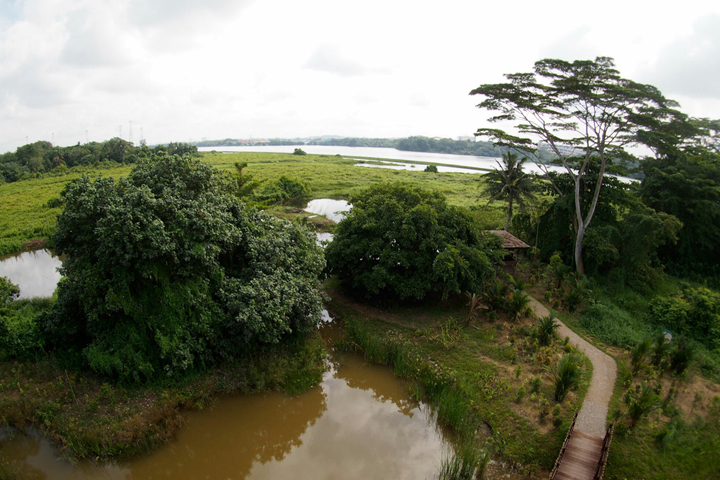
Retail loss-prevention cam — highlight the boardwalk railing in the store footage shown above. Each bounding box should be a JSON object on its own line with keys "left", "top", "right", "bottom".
{"left": 592, "top": 421, "right": 616, "bottom": 480}
{"left": 549, "top": 411, "right": 578, "bottom": 479}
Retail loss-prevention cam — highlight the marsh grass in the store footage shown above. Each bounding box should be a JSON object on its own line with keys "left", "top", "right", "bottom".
{"left": 438, "top": 441, "right": 488, "bottom": 480}
{"left": 0, "top": 151, "right": 506, "bottom": 256}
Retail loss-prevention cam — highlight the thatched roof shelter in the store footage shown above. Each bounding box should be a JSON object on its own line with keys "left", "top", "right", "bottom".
{"left": 487, "top": 230, "right": 530, "bottom": 250}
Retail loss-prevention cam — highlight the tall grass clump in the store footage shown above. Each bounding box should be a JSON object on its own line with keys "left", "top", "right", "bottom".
{"left": 438, "top": 442, "right": 488, "bottom": 480}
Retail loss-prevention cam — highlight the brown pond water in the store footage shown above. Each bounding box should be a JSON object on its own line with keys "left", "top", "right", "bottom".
{"left": 0, "top": 322, "right": 536, "bottom": 480}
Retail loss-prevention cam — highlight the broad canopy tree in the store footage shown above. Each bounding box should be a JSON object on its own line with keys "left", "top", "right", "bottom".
{"left": 42, "top": 154, "right": 325, "bottom": 383}
{"left": 471, "top": 57, "right": 692, "bottom": 274}
{"left": 325, "top": 183, "right": 502, "bottom": 303}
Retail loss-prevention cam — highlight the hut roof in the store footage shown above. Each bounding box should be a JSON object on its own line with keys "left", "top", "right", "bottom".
{"left": 488, "top": 230, "right": 531, "bottom": 249}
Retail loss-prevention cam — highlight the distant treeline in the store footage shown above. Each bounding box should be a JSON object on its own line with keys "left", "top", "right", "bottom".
{"left": 309, "top": 136, "right": 557, "bottom": 161}
{"left": 0, "top": 139, "right": 197, "bottom": 183}
{"left": 194, "top": 138, "right": 304, "bottom": 147}
{"left": 306, "top": 135, "right": 505, "bottom": 156}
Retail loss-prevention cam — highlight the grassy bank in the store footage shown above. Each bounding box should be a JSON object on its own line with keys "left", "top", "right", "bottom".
{"left": 325, "top": 284, "right": 591, "bottom": 475}
{"left": 0, "top": 331, "right": 325, "bottom": 461}
{"left": 0, "top": 152, "right": 505, "bottom": 256}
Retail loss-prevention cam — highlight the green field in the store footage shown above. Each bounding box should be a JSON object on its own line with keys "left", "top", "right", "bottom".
{"left": 0, "top": 152, "right": 505, "bottom": 256}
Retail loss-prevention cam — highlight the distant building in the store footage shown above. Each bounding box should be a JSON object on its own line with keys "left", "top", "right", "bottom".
{"left": 457, "top": 136, "right": 474, "bottom": 142}
{"left": 538, "top": 141, "right": 579, "bottom": 157}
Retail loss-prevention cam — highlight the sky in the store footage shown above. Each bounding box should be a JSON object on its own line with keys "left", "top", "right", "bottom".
{"left": 1, "top": 0, "right": 720, "bottom": 153}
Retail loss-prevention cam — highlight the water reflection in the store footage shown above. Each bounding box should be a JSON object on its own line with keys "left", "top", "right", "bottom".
{"left": 304, "top": 199, "right": 351, "bottom": 223}
{"left": 315, "top": 232, "right": 334, "bottom": 246}
{"left": 0, "top": 324, "right": 450, "bottom": 480}
{"left": 123, "top": 383, "right": 328, "bottom": 480}
{"left": 0, "top": 249, "right": 63, "bottom": 298}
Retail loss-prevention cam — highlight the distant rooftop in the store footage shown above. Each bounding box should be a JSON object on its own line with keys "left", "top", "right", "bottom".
{"left": 488, "top": 230, "right": 530, "bottom": 249}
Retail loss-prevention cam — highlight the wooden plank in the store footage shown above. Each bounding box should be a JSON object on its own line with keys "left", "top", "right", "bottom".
{"left": 553, "top": 432, "right": 603, "bottom": 480}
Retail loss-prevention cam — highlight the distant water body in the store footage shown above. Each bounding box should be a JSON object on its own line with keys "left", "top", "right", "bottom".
{"left": 199, "top": 145, "right": 521, "bottom": 173}
{"left": 198, "top": 145, "right": 634, "bottom": 181}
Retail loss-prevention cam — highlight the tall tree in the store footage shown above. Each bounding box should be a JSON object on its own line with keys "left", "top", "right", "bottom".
{"left": 471, "top": 57, "right": 690, "bottom": 274}
{"left": 482, "top": 152, "right": 536, "bottom": 231}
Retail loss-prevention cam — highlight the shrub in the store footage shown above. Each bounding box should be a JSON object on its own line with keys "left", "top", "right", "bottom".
{"left": 506, "top": 289, "right": 532, "bottom": 321}
{"left": 325, "top": 183, "right": 502, "bottom": 302}
{"left": 669, "top": 336, "right": 696, "bottom": 375}
{"left": 647, "top": 287, "right": 720, "bottom": 349}
{"left": 553, "top": 354, "right": 582, "bottom": 402}
{"left": 293, "top": 148, "right": 306, "bottom": 155}
{"left": 651, "top": 331, "right": 671, "bottom": 368}
{"left": 535, "top": 312, "right": 560, "bottom": 346}
{"left": 41, "top": 155, "right": 325, "bottom": 383}
{"left": 257, "top": 175, "right": 312, "bottom": 205}
{"left": 625, "top": 382, "right": 660, "bottom": 428}
{"left": 424, "top": 164, "right": 439, "bottom": 173}
{"left": 630, "top": 338, "right": 653, "bottom": 374}
{"left": 483, "top": 279, "right": 510, "bottom": 312}
{"left": 0, "top": 276, "right": 20, "bottom": 303}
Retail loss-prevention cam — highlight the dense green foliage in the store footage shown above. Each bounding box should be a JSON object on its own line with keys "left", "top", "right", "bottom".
{"left": 647, "top": 286, "right": 720, "bottom": 349}
{"left": 640, "top": 151, "right": 720, "bottom": 277}
{"left": 0, "top": 277, "right": 49, "bottom": 361}
{"left": 256, "top": 175, "right": 312, "bottom": 205}
{"left": 41, "top": 154, "right": 325, "bottom": 383}
{"left": 472, "top": 56, "right": 692, "bottom": 274}
{"left": 0, "top": 139, "right": 197, "bottom": 184}
{"left": 326, "top": 183, "right": 502, "bottom": 302}
{"left": 517, "top": 166, "right": 680, "bottom": 291}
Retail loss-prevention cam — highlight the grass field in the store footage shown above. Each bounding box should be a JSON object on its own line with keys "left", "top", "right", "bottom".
{"left": 0, "top": 152, "right": 505, "bottom": 256}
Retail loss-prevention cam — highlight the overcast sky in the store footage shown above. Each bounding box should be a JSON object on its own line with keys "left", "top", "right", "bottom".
{"left": 1, "top": 0, "right": 719, "bottom": 152}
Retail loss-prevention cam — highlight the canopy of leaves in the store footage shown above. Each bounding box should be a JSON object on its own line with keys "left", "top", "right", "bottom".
{"left": 41, "top": 154, "right": 325, "bottom": 383}
{"left": 640, "top": 150, "right": 720, "bottom": 276}
{"left": 517, "top": 163, "right": 680, "bottom": 290}
{"left": 0, "top": 139, "right": 198, "bottom": 183}
{"left": 325, "top": 183, "right": 502, "bottom": 302}
{"left": 647, "top": 286, "right": 720, "bottom": 350}
{"left": 471, "top": 56, "right": 693, "bottom": 273}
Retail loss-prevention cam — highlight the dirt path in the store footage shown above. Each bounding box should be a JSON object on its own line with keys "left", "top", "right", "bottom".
{"left": 528, "top": 296, "right": 617, "bottom": 438}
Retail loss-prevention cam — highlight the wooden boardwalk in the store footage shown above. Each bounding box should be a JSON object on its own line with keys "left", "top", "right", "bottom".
{"left": 528, "top": 297, "right": 617, "bottom": 480}
{"left": 553, "top": 431, "right": 604, "bottom": 480}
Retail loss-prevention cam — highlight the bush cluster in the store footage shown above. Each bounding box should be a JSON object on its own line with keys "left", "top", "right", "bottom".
{"left": 40, "top": 154, "right": 325, "bottom": 383}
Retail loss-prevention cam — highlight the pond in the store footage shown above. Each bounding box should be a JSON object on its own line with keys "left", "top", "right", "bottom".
{"left": 0, "top": 249, "right": 63, "bottom": 299}
{"left": 304, "top": 198, "right": 351, "bottom": 223}
{"left": 355, "top": 160, "right": 483, "bottom": 174}
{"left": 0, "top": 321, "right": 454, "bottom": 480}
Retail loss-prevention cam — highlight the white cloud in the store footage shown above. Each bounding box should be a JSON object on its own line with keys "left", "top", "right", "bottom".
{"left": 642, "top": 14, "right": 720, "bottom": 100}
{"left": 304, "top": 44, "right": 392, "bottom": 77}
{"left": 1, "top": 0, "right": 719, "bottom": 152}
